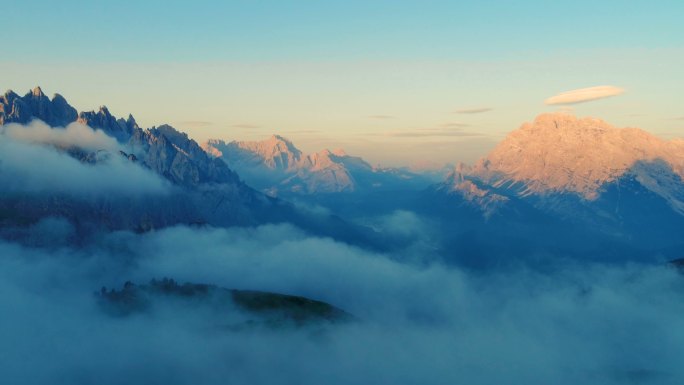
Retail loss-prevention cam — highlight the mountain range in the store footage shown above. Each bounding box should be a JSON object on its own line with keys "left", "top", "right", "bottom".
{"left": 439, "top": 113, "right": 684, "bottom": 218}
{"left": 2, "top": 87, "right": 683, "bottom": 264}
{"left": 203, "top": 135, "right": 437, "bottom": 196}
{"left": 425, "top": 113, "right": 684, "bottom": 265}
{"left": 0, "top": 87, "right": 380, "bottom": 247}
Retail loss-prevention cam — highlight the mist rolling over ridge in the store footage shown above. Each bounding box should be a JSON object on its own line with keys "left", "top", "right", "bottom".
{"left": 1, "top": 85, "right": 683, "bottom": 384}
{"left": 2, "top": 1, "right": 684, "bottom": 383}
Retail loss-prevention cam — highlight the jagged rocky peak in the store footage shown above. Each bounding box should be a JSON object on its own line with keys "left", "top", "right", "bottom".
{"left": 148, "top": 124, "right": 213, "bottom": 161}
{"left": 264, "top": 134, "right": 302, "bottom": 157}
{"left": 307, "top": 149, "right": 337, "bottom": 169}
{"left": 0, "top": 87, "right": 137, "bottom": 141}
{"left": 208, "top": 134, "right": 305, "bottom": 171}
{"left": 474, "top": 112, "right": 684, "bottom": 199}
{"left": 0, "top": 86, "right": 78, "bottom": 127}
{"left": 51, "top": 92, "right": 72, "bottom": 110}
{"left": 78, "top": 105, "right": 136, "bottom": 143}
{"left": 0, "top": 87, "right": 247, "bottom": 197}
{"left": 153, "top": 124, "right": 189, "bottom": 142}
{"left": 270, "top": 134, "right": 288, "bottom": 141}
{"left": 2, "top": 89, "right": 18, "bottom": 101}
{"left": 31, "top": 86, "right": 45, "bottom": 98}
{"left": 131, "top": 123, "right": 241, "bottom": 187}
{"left": 444, "top": 162, "right": 471, "bottom": 185}
{"left": 307, "top": 148, "right": 371, "bottom": 173}
{"left": 126, "top": 114, "right": 138, "bottom": 127}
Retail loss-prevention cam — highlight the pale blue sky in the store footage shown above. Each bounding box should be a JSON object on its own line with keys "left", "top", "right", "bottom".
{"left": 2, "top": 1, "right": 683, "bottom": 165}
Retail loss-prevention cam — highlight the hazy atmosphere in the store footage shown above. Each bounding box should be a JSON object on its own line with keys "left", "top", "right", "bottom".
{"left": 2, "top": 1, "right": 684, "bottom": 384}
{"left": 3, "top": 1, "right": 683, "bottom": 165}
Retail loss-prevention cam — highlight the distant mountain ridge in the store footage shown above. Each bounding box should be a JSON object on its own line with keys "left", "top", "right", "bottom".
{"left": 5, "top": 87, "right": 683, "bottom": 261}
{"left": 1, "top": 87, "right": 245, "bottom": 189}
{"left": 468, "top": 113, "right": 684, "bottom": 199}
{"left": 0, "top": 87, "right": 383, "bottom": 249}
{"left": 440, "top": 113, "right": 684, "bottom": 207}
{"left": 1, "top": 87, "right": 77, "bottom": 127}
{"left": 429, "top": 113, "right": 684, "bottom": 255}
{"left": 204, "top": 135, "right": 435, "bottom": 196}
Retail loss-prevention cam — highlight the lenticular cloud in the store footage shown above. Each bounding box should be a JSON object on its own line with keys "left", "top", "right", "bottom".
{"left": 544, "top": 85, "right": 625, "bottom": 105}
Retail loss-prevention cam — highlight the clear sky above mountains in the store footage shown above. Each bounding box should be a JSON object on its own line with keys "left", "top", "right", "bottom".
{"left": 3, "top": 1, "right": 683, "bottom": 166}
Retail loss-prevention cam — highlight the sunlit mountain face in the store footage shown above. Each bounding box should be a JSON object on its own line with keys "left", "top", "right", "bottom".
{"left": 423, "top": 113, "right": 684, "bottom": 267}
{"left": 2, "top": 85, "right": 684, "bottom": 385}
{"left": 2, "top": 2, "right": 684, "bottom": 383}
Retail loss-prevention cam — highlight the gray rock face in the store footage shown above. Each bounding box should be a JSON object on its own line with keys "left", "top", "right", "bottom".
{"left": 78, "top": 106, "right": 138, "bottom": 142}
{"left": 128, "top": 125, "right": 241, "bottom": 188}
{"left": 0, "top": 87, "right": 262, "bottom": 233}
{"left": 0, "top": 86, "right": 240, "bottom": 190}
{"left": 0, "top": 87, "right": 381, "bottom": 249}
{"left": 0, "top": 87, "right": 77, "bottom": 127}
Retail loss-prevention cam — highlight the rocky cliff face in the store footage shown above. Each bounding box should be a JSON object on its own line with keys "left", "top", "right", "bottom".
{"left": 1, "top": 87, "right": 242, "bottom": 190}
{"left": 471, "top": 113, "right": 684, "bottom": 199}
{"left": 431, "top": 113, "right": 684, "bottom": 250}
{"left": 0, "top": 87, "right": 382, "bottom": 249}
{"left": 0, "top": 87, "right": 77, "bottom": 127}
{"left": 129, "top": 125, "right": 240, "bottom": 188}
{"left": 78, "top": 106, "right": 138, "bottom": 142}
{"left": 0, "top": 88, "right": 265, "bottom": 232}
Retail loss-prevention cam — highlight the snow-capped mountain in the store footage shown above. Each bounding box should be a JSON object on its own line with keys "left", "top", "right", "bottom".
{"left": 431, "top": 113, "right": 684, "bottom": 252}
{"left": 204, "top": 135, "right": 434, "bottom": 196}
{"left": 440, "top": 113, "right": 684, "bottom": 208}
{"left": 470, "top": 113, "right": 684, "bottom": 199}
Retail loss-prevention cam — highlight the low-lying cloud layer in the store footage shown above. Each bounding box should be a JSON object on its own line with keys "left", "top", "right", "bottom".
{"left": 0, "top": 122, "right": 169, "bottom": 196}
{"left": 1, "top": 120, "right": 120, "bottom": 151}
{"left": 1, "top": 116, "right": 683, "bottom": 385}
{"left": 545, "top": 85, "right": 625, "bottom": 105}
{"left": 1, "top": 223, "right": 683, "bottom": 385}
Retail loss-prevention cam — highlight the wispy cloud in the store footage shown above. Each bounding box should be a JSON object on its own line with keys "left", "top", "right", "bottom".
{"left": 2, "top": 120, "right": 120, "bottom": 152}
{"left": 454, "top": 107, "right": 492, "bottom": 114}
{"left": 545, "top": 85, "right": 625, "bottom": 105}
{"left": 368, "top": 115, "right": 395, "bottom": 120}
{"left": 0, "top": 122, "right": 169, "bottom": 196}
